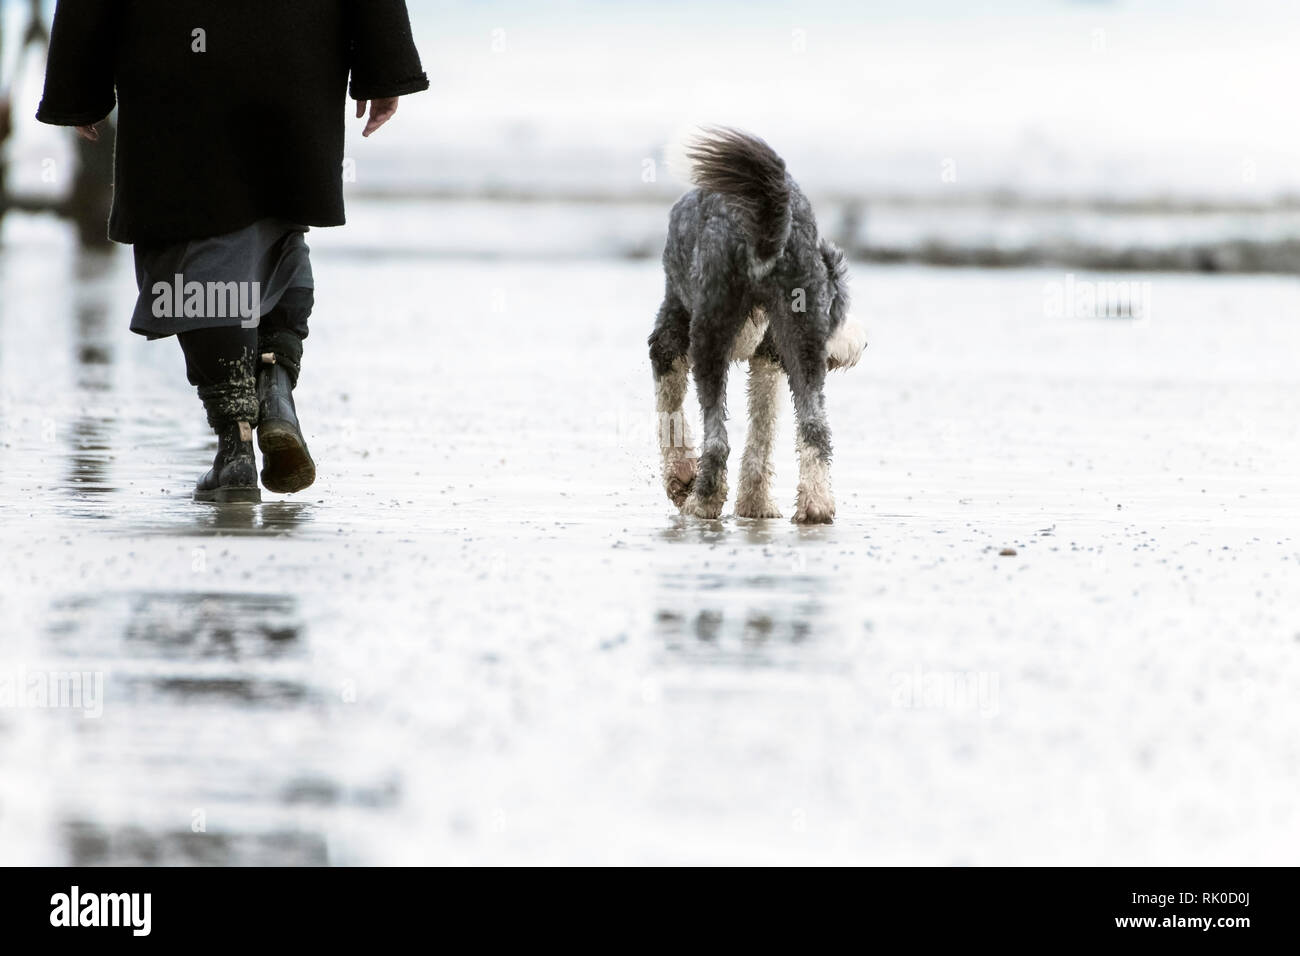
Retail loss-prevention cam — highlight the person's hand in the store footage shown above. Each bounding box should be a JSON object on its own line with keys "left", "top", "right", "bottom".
{"left": 356, "top": 97, "right": 399, "bottom": 138}
{"left": 75, "top": 123, "right": 100, "bottom": 142}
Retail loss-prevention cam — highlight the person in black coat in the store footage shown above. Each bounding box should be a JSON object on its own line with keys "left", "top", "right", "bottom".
{"left": 36, "top": 0, "right": 430, "bottom": 502}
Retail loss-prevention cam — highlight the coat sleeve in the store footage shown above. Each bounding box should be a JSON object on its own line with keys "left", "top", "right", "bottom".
{"left": 346, "top": 0, "right": 431, "bottom": 100}
{"left": 35, "top": 0, "right": 120, "bottom": 126}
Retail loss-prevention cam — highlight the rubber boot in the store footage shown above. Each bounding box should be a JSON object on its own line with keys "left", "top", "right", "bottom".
{"left": 257, "top": 354, "right": 316, "bottom": 494}
{"left": 194, "top": 420, "right": 261, "bottom": 503}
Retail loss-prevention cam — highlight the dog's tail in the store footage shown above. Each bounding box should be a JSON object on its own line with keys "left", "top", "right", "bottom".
{"left": 821, "top": 238, "right": 850, "bottom": 331}
{"left": 675, "top": 127, "right": 792, "bottom": 275}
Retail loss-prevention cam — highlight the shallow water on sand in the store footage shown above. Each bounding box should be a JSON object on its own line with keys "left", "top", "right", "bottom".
{"left": 2, "top": 216, "right": 1300, "bottom": 864}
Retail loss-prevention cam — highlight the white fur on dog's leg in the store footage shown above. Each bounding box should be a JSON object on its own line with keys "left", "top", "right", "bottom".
{"left": 656, "top": 356, "right": 697, "bottom": 508}
{"left": 827, "top": 317, "right": 867, "bottom": 371}
{"left": 735, "top": 357, "right": 784, "bottom": 519}
{"left": 793, "top": 439, "right": 835, "bottom": 524}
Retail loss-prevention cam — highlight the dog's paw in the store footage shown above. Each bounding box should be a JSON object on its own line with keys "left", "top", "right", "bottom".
{"left": 664, "top": 457, "right": 697, "bottom": 509}
{"left": 793, "top": 493, "right": 835, "bottom": 525}
{"left": 681, "top": 492, "right": 724, "bottom": 520}
{"left": 793, "top": 505, "right": 834, "bottom": 525}
{"left": 736, "top": 498, "right": 783, "bottom": 519}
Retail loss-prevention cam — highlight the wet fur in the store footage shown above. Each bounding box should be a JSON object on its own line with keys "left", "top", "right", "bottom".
{"left": 648, "top": 128, "right": 861, "bottom": 523}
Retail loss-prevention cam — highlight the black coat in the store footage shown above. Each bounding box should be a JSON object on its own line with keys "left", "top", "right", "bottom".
{"left": 36, "top": 0, "right": 429, "bottom": 244}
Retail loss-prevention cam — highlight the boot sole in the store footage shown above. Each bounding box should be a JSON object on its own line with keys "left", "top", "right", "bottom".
{"left": 194, "top": 486, "right": 262, "bottom": 504}
{"left": 258, "top": 421, "right": 317, "bottom": 494}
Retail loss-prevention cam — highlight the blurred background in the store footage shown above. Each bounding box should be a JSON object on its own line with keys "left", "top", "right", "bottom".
{"left": 7, "top": 0, "right": 1300, "bottom": 268}
{"left": 2, "top": 1, "right": 1299, "bottom": 866}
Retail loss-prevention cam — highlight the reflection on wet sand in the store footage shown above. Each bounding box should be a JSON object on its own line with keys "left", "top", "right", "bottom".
{"left": 63, "top": 821, "right": 328, "bottom": 866}
{"left": 49, "top": 589, "right": 303, "bottom": 661}
{"left": 187, "top": 500, "right": 317, "bottom": 536}
{"left": 63, "top": 275, "right": 119, "bottom": 500}
{"left": 72, "top": 266, "right": 114, "bottom": 393}
{"left": 654, "top": 567, "right": 831, "bottom": 659}
{"left": 658, "top": 514, "right": 840, "bottom": 547}
{"left": 64, "top": 417, "right": 116, "bottom": 499}
{"left": 654, "top": 513, "right": 841, "bottom": 662}
{"left": 47, "top": 590, "right": 311, "bottom": 707}
{"left": 123, "top": 591, "right": 301, "bottom": 655}
{"left": 127, "top": 500, "right": 318, "bottom": 537}
{"left": 40, "top": 589, "right": 346, "bottom": 865}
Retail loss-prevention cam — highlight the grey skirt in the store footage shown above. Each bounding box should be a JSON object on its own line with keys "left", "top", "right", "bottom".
{"left": 131, "top": 218, "right": 314, "bottom": 339}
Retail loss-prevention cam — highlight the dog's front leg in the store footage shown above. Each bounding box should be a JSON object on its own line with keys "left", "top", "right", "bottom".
{"left": 681, "top": 349, "right": 730, "bottom": 519}
{"left": 735, "top": 355, "right": 784, "bottom": 518}
{"left": 791, "top": 380, "right": 836, "bottom": 524}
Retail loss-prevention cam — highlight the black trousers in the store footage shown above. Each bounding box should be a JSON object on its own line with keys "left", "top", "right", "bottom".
{"left": 179, "top": 287, "right": 313, "bottom": 428}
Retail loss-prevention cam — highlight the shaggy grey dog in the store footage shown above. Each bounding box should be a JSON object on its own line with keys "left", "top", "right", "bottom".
{"left": 649, "top": 128, "right": 866, "bottom": 523}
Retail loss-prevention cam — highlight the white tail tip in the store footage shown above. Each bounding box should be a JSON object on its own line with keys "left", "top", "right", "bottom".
{"left": 827, "top": 317, "right": 867, "bottom": 370}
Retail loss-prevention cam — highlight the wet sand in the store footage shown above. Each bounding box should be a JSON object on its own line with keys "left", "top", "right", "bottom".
{"left": 2, "top": 215, "right": 1299, "bottom": 864}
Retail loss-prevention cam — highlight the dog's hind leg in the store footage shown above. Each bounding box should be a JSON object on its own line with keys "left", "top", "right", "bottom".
{"left": 680, "top": 309, "right": 741, "bottom": 520}
{"left": 649, "top": 295, "right": 697, "bottom": 508}
{"left": 735, "top": 338, "right": 785, "bottom": 519}
{"left": 773, "top": 307, "right": 836, "bottom": 524}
